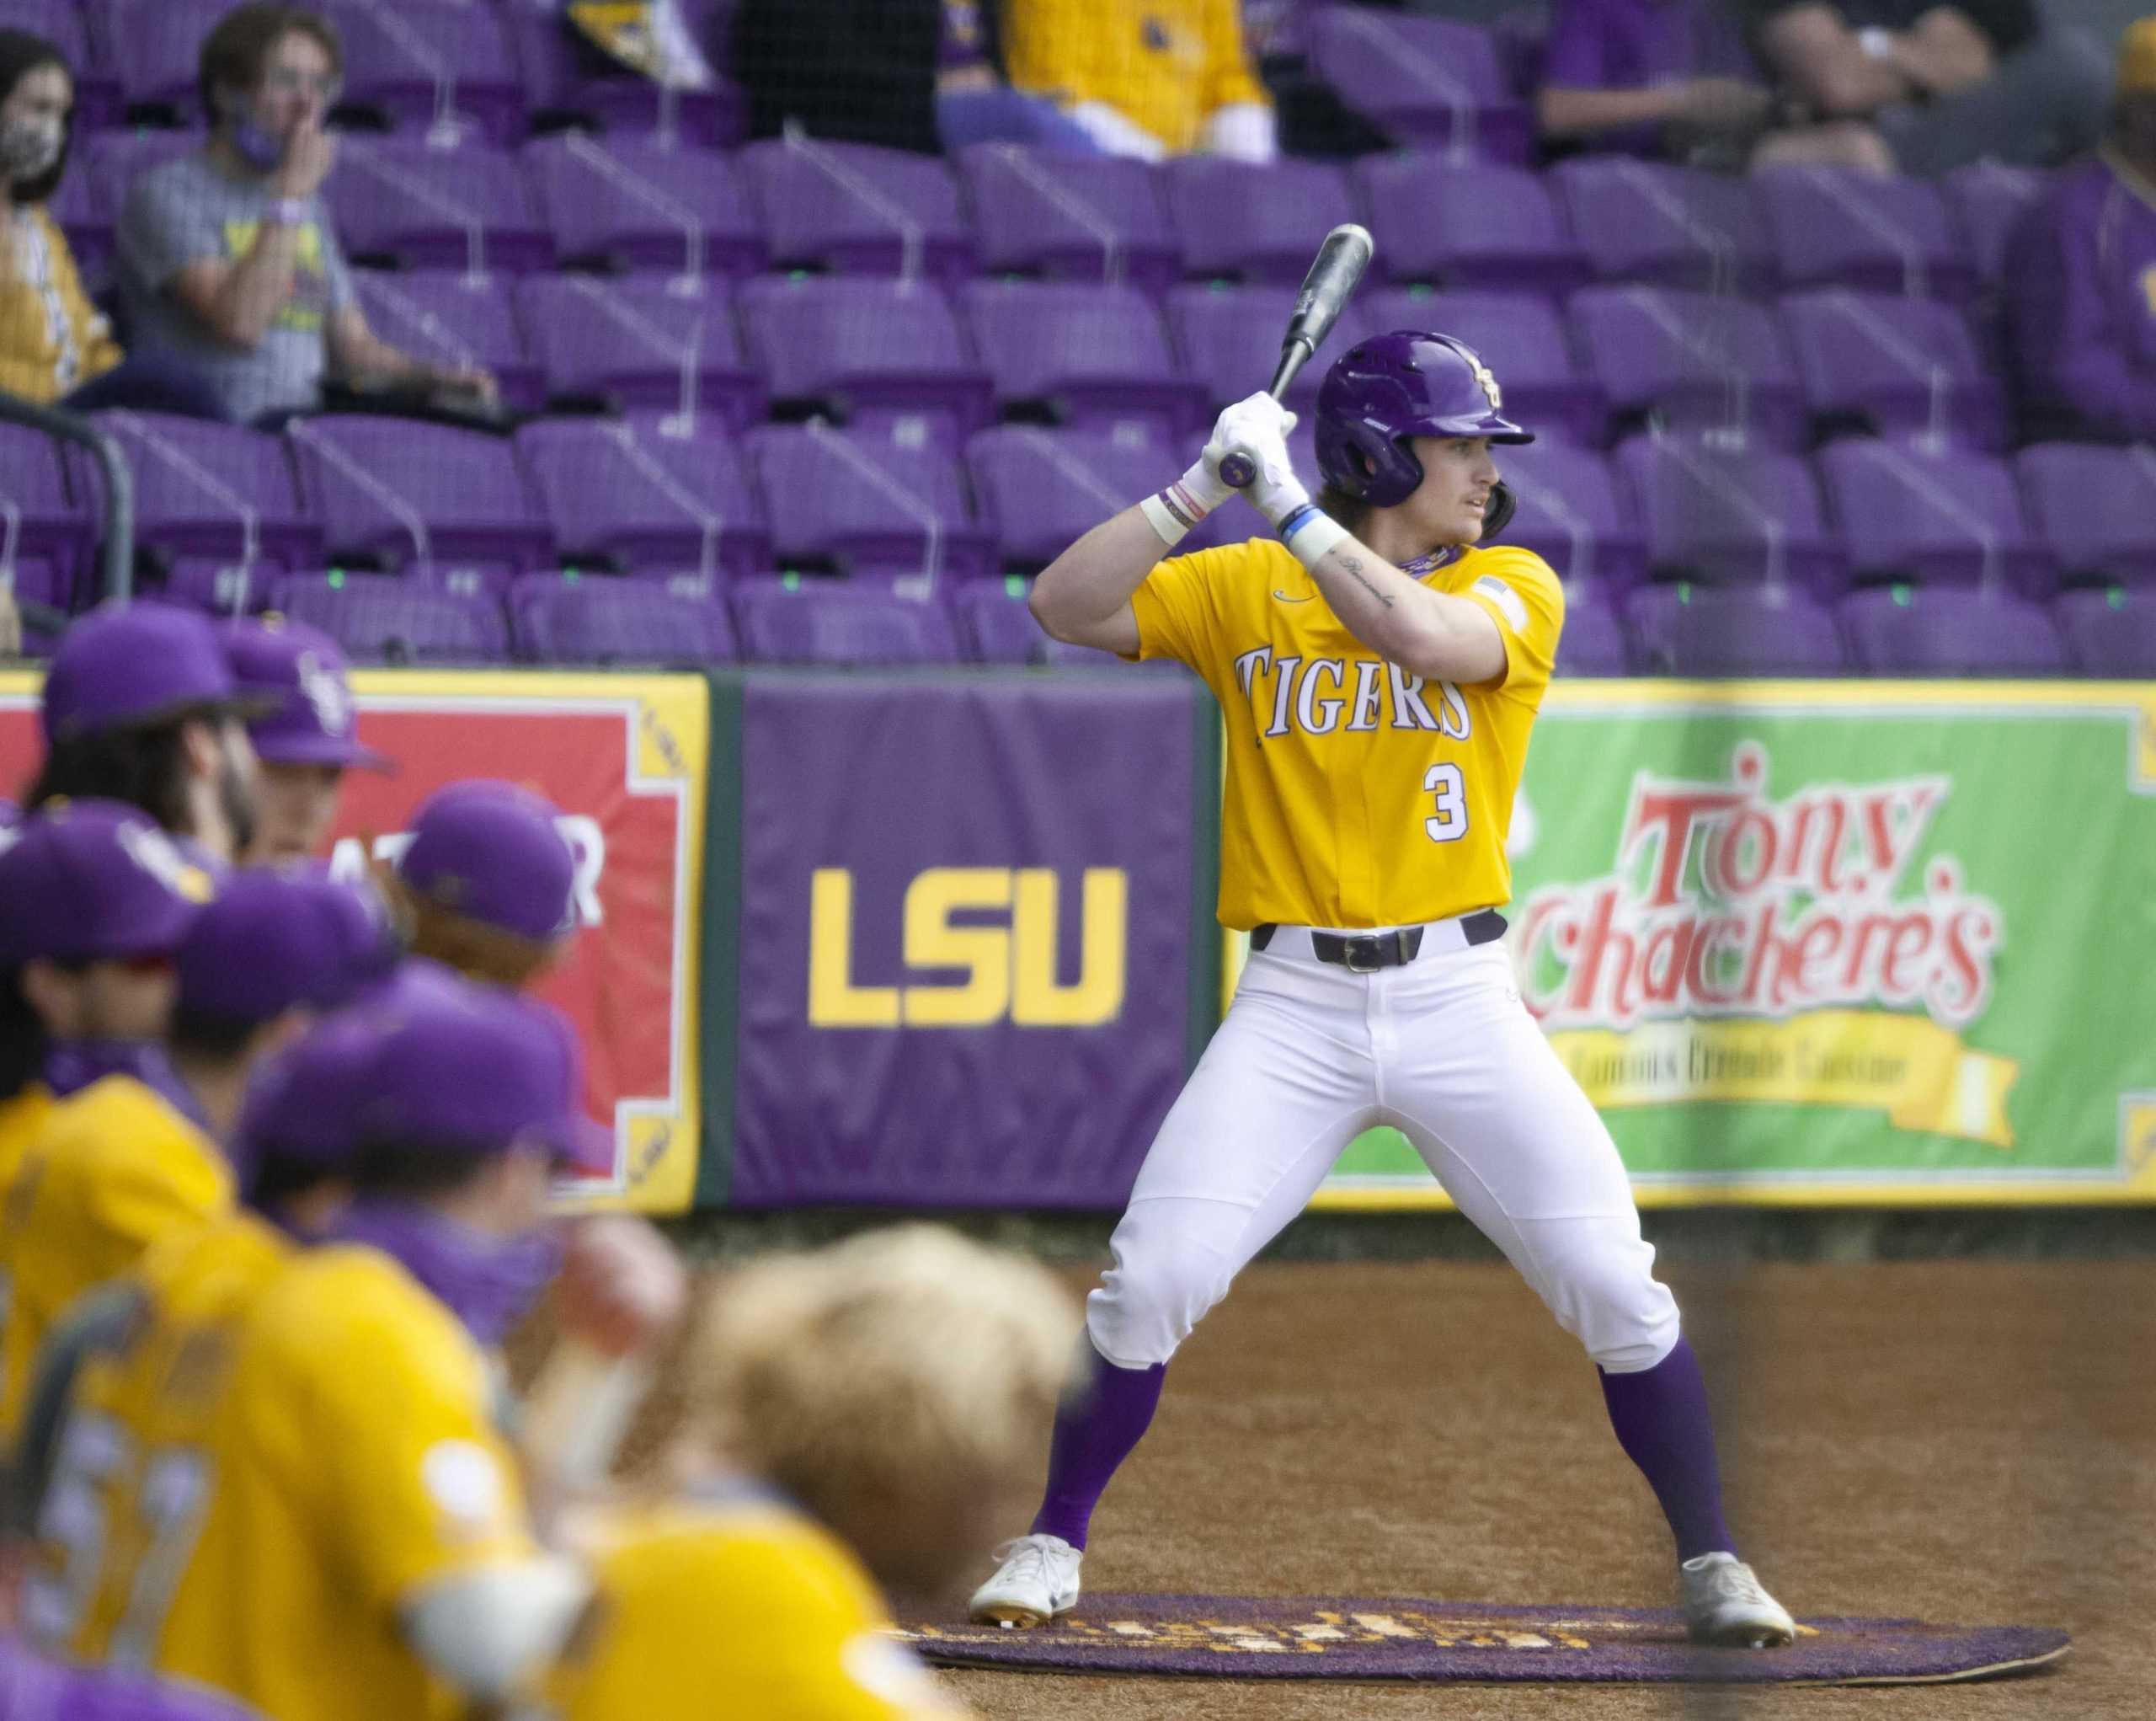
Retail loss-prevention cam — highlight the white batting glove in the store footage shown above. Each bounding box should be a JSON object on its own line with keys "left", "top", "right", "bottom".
{"left": 1205, "top": 392, "right": 1309, "bottom": 524}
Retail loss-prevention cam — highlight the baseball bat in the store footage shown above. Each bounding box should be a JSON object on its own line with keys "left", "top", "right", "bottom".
{"left": 1218, "top": 222, "right": 1374, "bottom": 490}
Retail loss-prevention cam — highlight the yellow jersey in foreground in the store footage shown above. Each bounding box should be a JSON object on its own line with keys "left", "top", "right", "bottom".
{"left": 0, "top": 1077, "right": 230, "bottom": 1439}
{"left": 1131, "top": 537, "right": 1563, "bottom": 930}
{"left": 544, "top": 1494, "right": 965, "bottom": 1720}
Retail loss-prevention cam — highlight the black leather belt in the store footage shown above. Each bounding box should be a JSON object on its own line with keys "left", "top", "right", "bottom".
{"left": 1249, "top": 910, "right": 1508, "bottom": 971}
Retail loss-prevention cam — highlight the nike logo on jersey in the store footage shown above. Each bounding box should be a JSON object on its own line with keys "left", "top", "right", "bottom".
{"left": 1231, "top": 646, "right": 1474, "bottom": 741}
{"left": 1271, "top": 590, "right": 1314, "bottom": 604}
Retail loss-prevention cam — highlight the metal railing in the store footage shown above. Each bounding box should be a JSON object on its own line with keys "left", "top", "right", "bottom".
{"left": 0, "top": 393, "right": 134, "bottom": 642}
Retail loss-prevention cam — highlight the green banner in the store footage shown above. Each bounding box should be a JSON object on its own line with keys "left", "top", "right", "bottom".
{"left": 1314, "top": 681, "right": 2156, "bottom": 1209}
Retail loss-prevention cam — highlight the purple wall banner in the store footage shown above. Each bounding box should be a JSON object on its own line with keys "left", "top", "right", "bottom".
{"left": 733, "top": 670, "right": 1210, "bottom": 1206}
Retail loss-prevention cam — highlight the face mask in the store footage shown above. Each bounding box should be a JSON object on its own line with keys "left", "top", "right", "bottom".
{"left": 331, "top": 1200, "right": 563, "bottom": 1348}
{"left": 45, "top": 1040, "right": 209, "bottom": 1130}
{"left": 0, "top": 118, "right": 61, "bottom": 184}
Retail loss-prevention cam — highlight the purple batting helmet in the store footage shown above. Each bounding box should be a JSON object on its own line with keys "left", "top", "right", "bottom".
{"left": 1315, "top": 331, "right": 1533, "bottom": 511}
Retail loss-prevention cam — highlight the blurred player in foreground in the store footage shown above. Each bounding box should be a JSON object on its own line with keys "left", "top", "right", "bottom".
{"left": 387, "top": 780, "right": 578, "bottom": 990}
{"left": 971, "top": 334, "right": 1796, "bottom": 1645}
{"left": 543, "top": 1226, "right": 1078, "bottom": 1720}
{"left": 222, "top": 616, "right": 393, "bottom": 864}
{"left": 24, "top": 606, "right": 265, "bottom": 865}
{"left": 0, "top": 862, "right": 386, "bottom": 1438}
{"left": 28, "top": 968, "right": 680, "bottom": 1721}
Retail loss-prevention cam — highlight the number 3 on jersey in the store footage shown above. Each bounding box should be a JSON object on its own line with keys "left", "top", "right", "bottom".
{"left": 1423, "top": 762, "right": 1467, "bottom": 843}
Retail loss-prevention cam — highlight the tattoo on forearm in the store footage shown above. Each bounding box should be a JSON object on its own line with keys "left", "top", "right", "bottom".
{"left": 1334, "top": 553, "right": 1396, "bottom": 610}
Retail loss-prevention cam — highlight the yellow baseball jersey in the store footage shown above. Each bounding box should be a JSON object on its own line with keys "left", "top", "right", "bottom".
{"left": 1130, "top": 537, "right": 1564, "bottom": 931}
{"left": 52, "top": 1234, "right": 538, "bottom": 1721}
{"left": 1004, "top": 0, "right": 1267, "bottom": 154}
{"left": 0, "top": 1077, "right": 230, "bottom": 1440}
{"left": 542, "top": 1494, "right": 964, "bottom": 1720}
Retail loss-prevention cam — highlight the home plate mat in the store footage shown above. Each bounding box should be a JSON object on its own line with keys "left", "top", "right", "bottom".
{"left": 894, "top": 1595, "right": 2069, "bottom": 1685}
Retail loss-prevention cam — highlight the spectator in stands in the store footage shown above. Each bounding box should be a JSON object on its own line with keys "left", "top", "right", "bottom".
{"left": 116, "top": 3, "right": 496, "bottom": 426}
{"left": 537, "top": 1225, "right": 1075, "bottom": 1718}
{"left": 1736, "top": 0, "right": 2107, "bottom": 174}
{"left": 27, "top": 603, "right": 265, "bottom": 864}
{"left": 2005, "top": 16, "right": 2156, "bottom": 444}
{"left": 0, "top": 30, "right": 228, "bottom": 414}
{"left": 936, "top": 0, "right": 1103, "bottom": 152}
{"left": 1002, "top": 0, "right": 1278, "bottom": 162}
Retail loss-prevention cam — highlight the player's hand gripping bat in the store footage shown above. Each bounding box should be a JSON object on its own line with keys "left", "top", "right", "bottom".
{"left": 1216, "top": 223, "right": 1374, "bottom": 491}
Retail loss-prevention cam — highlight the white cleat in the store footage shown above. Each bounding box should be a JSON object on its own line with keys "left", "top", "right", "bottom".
{"left": 969, "top": 1533, "right": 1083, "bottom": 1629}
{"left": 1681, "top": 1552, "right": 1796, "bottom": 1648}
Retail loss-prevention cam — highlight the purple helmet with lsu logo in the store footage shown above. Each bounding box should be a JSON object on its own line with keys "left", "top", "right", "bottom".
{"left": 1315, "top": 331, "right": 1532, "bottom": 531}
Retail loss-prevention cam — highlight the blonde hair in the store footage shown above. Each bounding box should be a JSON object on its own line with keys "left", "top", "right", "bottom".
{"left": 694, "top": 1226, "right": 1078, "bottom": 1577}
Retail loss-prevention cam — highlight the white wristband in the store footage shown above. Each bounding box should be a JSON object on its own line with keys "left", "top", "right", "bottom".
{"left": 1139, "top": 473, "right": 1220, "bottom": 548}
{"left": 1277, "top": 502, "right": 1349, "bottom": 569}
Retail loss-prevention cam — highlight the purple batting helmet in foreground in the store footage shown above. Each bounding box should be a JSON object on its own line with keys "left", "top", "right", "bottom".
{"left": 1315, "top": 331, "right": 1534, "bottom": 509}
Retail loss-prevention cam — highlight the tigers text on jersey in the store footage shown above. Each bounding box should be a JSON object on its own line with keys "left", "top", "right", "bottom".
{"left": 40, "top": 1221, "right": 537, "bottom": 1721}
{"left": 0, "top": 1076, "right": 231, "bottom": 1440}
{"left": 542, "top": 1494, "right": 963, "bottom": 1721}
{"left": 1129, "top": 537, "right": 1565, "bottom": 930}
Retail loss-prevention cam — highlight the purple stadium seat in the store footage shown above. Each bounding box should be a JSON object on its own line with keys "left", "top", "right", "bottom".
{"left": 2053, "top": 588, "right": 2156, "bottom": 677}
{"left": 0, "top": 425, "right": 88, "bottom": 617}
{"left": 955, "top": 146, "right": 1181, "bottom": 295}
{"left": 1780, "top": 290, "right": 2005, "bottom": 451}
{"left": 515, "top": 418, "right": 767, "bottom": 583}
{"left": 730, "top": 580, "right": 965, "bottom": 665}
{"left": 745, "top": 425, "right": 992, "bottom": 582}
{"left": 1755, "top": 168, "right": 1974, "bottom": 302}
{"left": 1816, "top": 441, "right": 2049, "bottom": 596}
{"left": 1162, "top": 158, "right": 1360, "bottom": 286}
{"left": 969, "top": 425, "right": 1197, "bottom": 573}
{"left": 1353, "top": 158, "right": 1587, "bottom": 295}
{"left": 508, "top": 575, "right": 737, "bottom": 667}
{"left": 507, "top": 6, "right": 741, "bottom": 147}
{"left": 961, "top": 281, "right": 1206, "bottom": 442}
{"left": 286, "top": 418, "right": 550, "bottom": 594}
{"left": 351, "top": 271, "right": 542, "bottom": 413}
{"left": 1572, "top": 289, "right": 1805, "bottom": 449}
{"left": 1625, "top": 585, "right": 1848, "bottom": 676}
{"left": 1615, "top": 437, "right": 1848, "bottom": 592}
{"left": 1167, "top": 283, "right": 1381, "bottom": 418}
{"left": 324, "top": 0, "right": 524, "bottom": 147}
{"left": 1838, "top": 585, "right": 2065, "bottom": 676}
{"left": 2014, "top": 445, "right": 2156, "bottom": 588}
{"left": 514, "top": 276, "right": 762, "bottom": 430}
{"left": 95, "top": 0, "right": 224, "bottom": 121}
{"left": 522, "top": 136, "right": 766, "bottom": 280}
{"left": 1489, "top": 441, "right": 1646, "bottom": 591}
{"left": 1551, "top": 159, "right": 1772, "bottom": 294}
{"left": 268, "top": 573, "right": 509, "bottom": 664}
{"left": 1940, "top": 163, "right": 2046, "bottom": 287}
{"left": 737, "top": 137, "right": 975, "bottom": 285}
{"left": 72, "top": 413, "right": 318, "bottom": 615}
{"left": 1555, "top": 589, "right": 1630, "bottom": 676}
{"left": 1305, "top": 8, "right": 1531, "bottom": 164}
{"left": 950, "top": 580, "right": 1049, "bottom": 665}
{"left": 1364, "top": 288, "right": 1606, "bottom": 447}
{"left": 324, "top": 141, "right": 551, "bottom": 275}
{"left": 736, "top": 275, "right": 992, "bottom": 448}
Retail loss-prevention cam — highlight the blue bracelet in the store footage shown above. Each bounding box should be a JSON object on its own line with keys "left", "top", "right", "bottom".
{"left": 1276, "top": 503, "right": 1319, "bottom": 541}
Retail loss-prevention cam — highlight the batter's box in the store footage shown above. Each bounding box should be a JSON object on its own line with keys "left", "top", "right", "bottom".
{"left": 894, "top": 1593, "right": 2067, "bottom": 1685}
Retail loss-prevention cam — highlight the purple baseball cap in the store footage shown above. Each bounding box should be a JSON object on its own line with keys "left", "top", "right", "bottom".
{"left": 237, "top": 960, "right": 611, "bottom": 1184}
{"left": 177, "top": 868, "right": 403, "bottom": 1025}
{"left": 0, "top": 799, "right": 217, "bottom": 968}
{"left": 397, "top": 780, "right": 578, "bottom": 943}
{"left": 222, "top": 617, "right": 394, "bottom": 772}
{"left": 41, "top": 603, "right": 276, "bottom": 746}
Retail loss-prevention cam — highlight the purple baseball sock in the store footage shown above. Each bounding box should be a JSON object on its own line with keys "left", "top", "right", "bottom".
{"left": 1028, "top": 1339, "right": 1166, "bottom": 1550}
{"left": 1598, "top": 1336, "right": 1737, "bottom": 1563}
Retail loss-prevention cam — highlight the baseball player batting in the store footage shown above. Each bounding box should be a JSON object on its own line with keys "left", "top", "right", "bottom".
{"left": 969, "top": 329, "right": 1796, "bottom": 1648}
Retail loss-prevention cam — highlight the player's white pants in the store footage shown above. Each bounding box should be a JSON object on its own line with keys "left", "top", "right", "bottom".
{"left": 1087, "top": 922, "right": 1681, "bottom": 1376}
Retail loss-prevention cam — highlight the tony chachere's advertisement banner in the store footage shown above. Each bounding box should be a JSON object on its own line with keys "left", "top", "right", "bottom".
{"left": 1318, "top": 681, "right": 2156, "bottom": 1209}
{"left": 727, "top": 670, "right": 1208, "bottom": 1208}
{"left": 0, "top": 669, "right": 709, "bottom": 1216}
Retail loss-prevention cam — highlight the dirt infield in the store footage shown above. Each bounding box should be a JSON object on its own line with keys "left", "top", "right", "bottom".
{"left": 925, "top": 1257, "right": 2154, "bottom": 1719}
